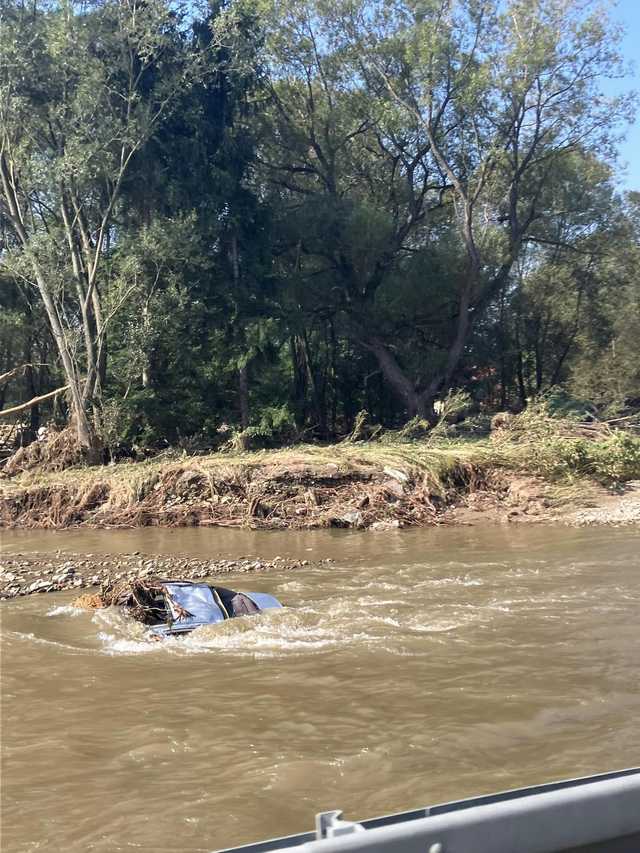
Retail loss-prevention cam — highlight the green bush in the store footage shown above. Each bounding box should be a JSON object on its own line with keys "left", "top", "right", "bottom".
{"left": 524, "top": 432, "right": 640, "bottom": 485}
{"left": 590, "top": 432, "right": 640, "bottom": 483}
{"left": 224, "top": 404, "right": 297, "bottom": 451}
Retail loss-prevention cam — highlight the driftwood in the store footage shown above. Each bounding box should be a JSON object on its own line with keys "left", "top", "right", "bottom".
{"left": 73, "top": 578, "right": 194, "bottom": 626}
{"left": 0, "top": 385, "right": 69, "bottom": 417}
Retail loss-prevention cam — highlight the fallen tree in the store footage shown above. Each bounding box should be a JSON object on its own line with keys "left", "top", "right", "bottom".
{"left": 0, "top": 386, "right": 69, "bottom": 418}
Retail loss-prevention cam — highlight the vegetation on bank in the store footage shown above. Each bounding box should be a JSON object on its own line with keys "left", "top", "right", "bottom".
{"left": 2, "top": 403, "right": 639, "bottom": 529}
{"left": 0, "top": 0, "right": 639, "bottom": 463}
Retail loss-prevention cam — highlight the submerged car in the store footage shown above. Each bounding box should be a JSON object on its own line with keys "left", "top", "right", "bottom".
{"left": 144, "top": 581, "right": 283, "bottom": 637}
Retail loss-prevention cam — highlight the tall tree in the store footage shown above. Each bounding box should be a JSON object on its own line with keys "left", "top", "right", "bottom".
{"left": 258, "top": 0, "right": 633, "bottom": 418}
{"left": 0, "top": 0, "right": 203, "bottom": 456}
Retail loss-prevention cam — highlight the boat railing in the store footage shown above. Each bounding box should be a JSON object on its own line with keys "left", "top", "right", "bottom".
{"left": 214, "top": 767, "right": 640, "bottom": 853}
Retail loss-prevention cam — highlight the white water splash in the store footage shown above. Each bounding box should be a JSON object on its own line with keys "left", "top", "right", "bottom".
{"left": 46, "top": 604, "right": 84, "bottom": 618}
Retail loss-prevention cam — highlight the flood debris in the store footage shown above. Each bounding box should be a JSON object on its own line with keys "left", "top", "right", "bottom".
{"left": 0, "top": 457, "right": 472, "bottom": 530}
{"left": 80, "top": 577, "right": 171, "bottom": 625}
{"left": 71, "top": 576, "right": 284, "bottom": 636}
{"left": 2, "top": 426, "right": 84, "bottom": 477}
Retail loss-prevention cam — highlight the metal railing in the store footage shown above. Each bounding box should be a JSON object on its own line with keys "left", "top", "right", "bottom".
{"left": 214, "top": 767, "right": 640, "bottom": 853}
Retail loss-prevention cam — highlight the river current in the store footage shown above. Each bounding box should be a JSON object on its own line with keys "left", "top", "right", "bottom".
{"left": 1, "top": 525, "right": 639, "bottom": 852}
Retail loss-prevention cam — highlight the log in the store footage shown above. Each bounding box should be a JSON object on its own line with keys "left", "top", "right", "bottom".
{"left": 0, "top": 385, "right": 69, "bottom": 417}
{"left": 0, "top": 364, "right": 32, "bottom": 386}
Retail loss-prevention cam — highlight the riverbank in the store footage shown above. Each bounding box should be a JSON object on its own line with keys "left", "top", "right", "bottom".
{"left": 2, "top": 429, "right": 640, "bottom": 532}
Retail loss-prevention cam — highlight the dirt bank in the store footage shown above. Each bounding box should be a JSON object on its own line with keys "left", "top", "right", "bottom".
{"left": 2, "top": 479, "right": 639, "bottom": 602}
{"left": 0, "top": 551, "right": 326, "bottom": 601}
{"left": 2, "top": 439, "right": 639, "bottom": 533}
{"left": 445, "top": 477, "right": 640, "bottom": 527}
{"left": 0, "top": 445, "right": 486, "bottom": 531}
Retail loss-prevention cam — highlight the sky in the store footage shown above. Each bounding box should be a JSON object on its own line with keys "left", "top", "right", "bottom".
{"left": 607, "top": 0, "right": 640, "bottom": 189}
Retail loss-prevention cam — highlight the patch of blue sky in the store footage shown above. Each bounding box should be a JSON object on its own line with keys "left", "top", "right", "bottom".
{"left": 602, "top": 0, "right": 639, "bottom": 189}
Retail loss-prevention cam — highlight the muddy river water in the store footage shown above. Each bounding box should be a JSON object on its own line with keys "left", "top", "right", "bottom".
{"left": 2, "top": 525, "right": 639, "bottom": 852}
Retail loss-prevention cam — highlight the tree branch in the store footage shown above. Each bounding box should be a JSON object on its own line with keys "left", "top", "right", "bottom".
{"left": 0, "top": 385, "right": 69, "bottom": 417}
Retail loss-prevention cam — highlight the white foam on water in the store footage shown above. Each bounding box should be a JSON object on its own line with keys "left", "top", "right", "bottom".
{"left": 90, "top": 605, "right": 169, "bottom": 655}
{"left": 505, "top": 566, "right": 541, "bottom": 577}
{"left": 38, "top": 567, "right": 524, "bottom": 658}
{"left": 97, "top": 632, "right": 175, "bottom": 655}
{"left": 91, "top": 600, "right": 410, "bottom": 658}
{"left": 353, "top": 597, "right": 407, "bottom": 607}
{"left": 341, "top": 580, "right": 401, "bottom": 592}
{"left": 276, "top": 580, "right": 307, "bottom": 592}
{"left": 46, "top": 604, "right": 84, "bottom": 617}
{"left": 178, "top": 608, "right": 389, "bottom": 657}
{"left": 407, "top": 618, "right": 472, "bottom": 633}
{"left": 418, "top": 574, "right": 484, "bottom": 588}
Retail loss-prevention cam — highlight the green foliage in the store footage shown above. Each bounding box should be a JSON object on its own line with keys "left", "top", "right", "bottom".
{"left": 544, "top": 390, "right": 597, "bottom": 422}
{"left": 523, "top": 433, "right": 640, "bottom": 486}
{"left": 0, "top": 0, "right": 638, "bottom": 459}
{"left": 494, "top": 396, "right": 590, "bottom": 442}
{"left": 398, "top": 416, "right": 431, "bottom": 440}
{"left": 590, "top": 433, "right": 640, "bottom": 484}
{"left": 224, "top": 404, "right": 297, "bottom": 451}
{"left": 493, "top": 400, "right": 640, "bottom": 485}
{"left": 245, "top": 405, "right": 297, "bottom": 447}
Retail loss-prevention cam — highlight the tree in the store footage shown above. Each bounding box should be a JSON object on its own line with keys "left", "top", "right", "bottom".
{"left": 259, "top": 0, "right": 633, "bottom": 418}
{"left": 0, "top": 0, "right": 203, "bottom": 457}
{"left": 257, "top": 0, "right": 452, "bottom": 421}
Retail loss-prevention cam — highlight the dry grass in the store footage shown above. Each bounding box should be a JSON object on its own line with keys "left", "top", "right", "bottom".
{"left": 0, "top": 440, "right": 489, "bottom": 496}
{"left": 3, "top": 411, "right": 638, "bottom": 530}
{"left": 0, "top": 440, "right": 491, "bottom": 529}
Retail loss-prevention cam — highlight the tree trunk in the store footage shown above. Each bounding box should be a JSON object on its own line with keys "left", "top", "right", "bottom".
{"left": 300, "top": 331, "right": 327, "bottom": 438}
{"left": 142, "top": 362, "right": 152, "bottom": 390}
{"left": 516, "top": 350, "right": 527, "bottom": 408}
{"left": 141, "top": 303, "right": 152, "bottom": 389}
{"left": 329, "top": 319, "right": 338, "bottom": 437}
{"left": 534, "top": 317, "right": 544, "bottom": 391}
{"left": 32, "top": 266, "right": 101, "bottom": 457}
{"left": 289, "top": 337, "right": 308, "bottom": 430}
{"left": 367, "top": 337, "right": 426, "bottom": 418}
{"left": 238, "top": 364, "right": 250, "bottom": 430}
{"left": 1, "top": 157, "right": 102, "bottom": 458}
{"left": 24, "top": 355, "right": 39, "bottom": 441}
{"left": 0, "top": 385, "right": 69, "bottom": 417}
{"left": 498, "top": 293, "right": 508, "bottom": 410}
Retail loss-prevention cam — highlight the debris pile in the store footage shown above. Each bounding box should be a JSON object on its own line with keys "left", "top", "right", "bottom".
{"left": 1, "top": 458, "right": 483, "bottom": 530}
{"left": 76, "top": 577, "right": 171, "bottom": 624}
{"left": 2, "top": 427, "right": 83, "bottom": 477}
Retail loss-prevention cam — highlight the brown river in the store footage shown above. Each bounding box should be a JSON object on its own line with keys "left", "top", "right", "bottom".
{"left": 1, "top": 525, "right": 639, "bottom": 853}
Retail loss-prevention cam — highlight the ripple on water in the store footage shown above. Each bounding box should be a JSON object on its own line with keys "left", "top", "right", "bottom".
{"left": 3, "top": 526, "right": 640, "bottom": 853}
{"left": 5, "top": 631, "right": 83, "bottom": 653}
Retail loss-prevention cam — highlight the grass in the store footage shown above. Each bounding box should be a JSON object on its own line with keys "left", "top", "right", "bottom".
{"left": 2, "top": 407, "right": 639, "bottom": 530}
{"left": 0, "top": 437, "right": 492, "bottom": 498}
{"left": 3, "top": 424, "right": 639, "bottom": 499}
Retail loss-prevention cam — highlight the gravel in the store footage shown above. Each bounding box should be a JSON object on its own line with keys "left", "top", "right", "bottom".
{"left": 0, "top": 551, "right": 332, "bottom": 601}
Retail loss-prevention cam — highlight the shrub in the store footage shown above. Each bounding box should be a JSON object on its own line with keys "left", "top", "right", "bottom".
{"left": 520, "top": 432, "right": 640, "bottom": 485}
